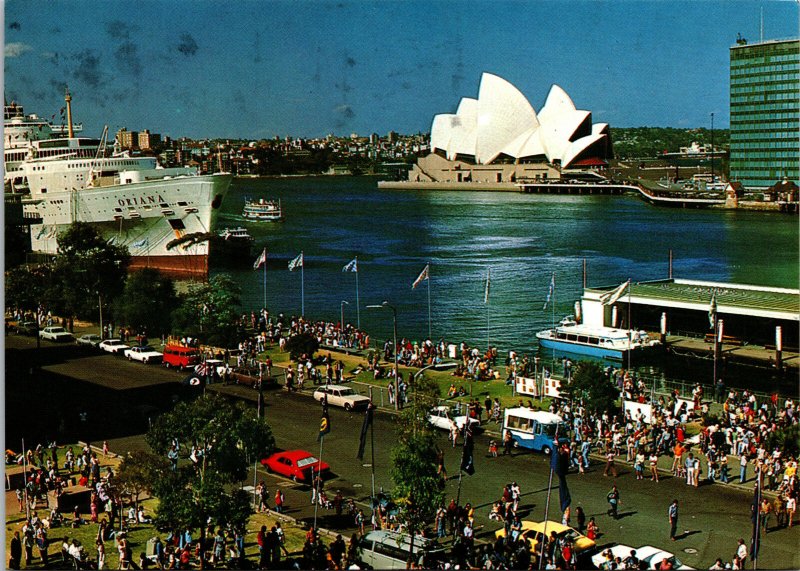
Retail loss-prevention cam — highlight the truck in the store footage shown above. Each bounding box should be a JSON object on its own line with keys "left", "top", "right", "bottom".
{"left": 502, "top": 408, "right": 569, "bottom": 455}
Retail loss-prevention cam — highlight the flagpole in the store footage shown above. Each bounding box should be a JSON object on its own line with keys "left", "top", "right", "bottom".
{"left": 263, "top": 252, "right": 267, "bottom": 310}
{"left": 369, "top": 389, "right": 376, "bottom": 503}
{"left": 313, "top": 435, "right": 323, "bottom": 530}
{"left": 22, "top": 438, "right": 30, "bottom": 521}
{"left": 427, "top": 263, "right": 432, "bottom": 339}
{"left": 539, "top": 425, "right": 559, "bottom": 570}
{"left": 301, "top": 251, "right": 305, "bottom": 317}
{"left": 355, "top": 257, "right": 361, "bottom": 330}
{"left": 627, "top": 279, "right": 632, "bottom": 372}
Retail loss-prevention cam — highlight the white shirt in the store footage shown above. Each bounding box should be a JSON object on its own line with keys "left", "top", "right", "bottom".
{"left": 737, "top": 543, "right": 747, "bottom": 560}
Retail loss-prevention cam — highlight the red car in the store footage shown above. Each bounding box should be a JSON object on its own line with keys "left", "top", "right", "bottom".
{"left": 261, "top": 450, "right": 330, "bottom": 482}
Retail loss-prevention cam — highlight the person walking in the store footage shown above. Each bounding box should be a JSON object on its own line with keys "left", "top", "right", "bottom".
{"left": 9, "top": 531, "right": 22, "bottom": 570}
{"left": 603, "top": 447, "right": 618, "bottom": 478}
{"left": 668, "top": 499, "right": 679, "bottom": 541}
{"left": 740, "top": 454, "right": 748, "bottom": 484}
{"left": 607, "top": 485, "right": 620, "bottom": 519}
{"left": 786, "top": 494, "right": 796, "bottom": 528}
{"left": 649, "top": 451, "right": 660, "bottom": 482}
{"left": 735, "top": 538, "right": 747, "bottom": 567}
{"left": 503, "top": 430, "right": 513, "bottom": 456}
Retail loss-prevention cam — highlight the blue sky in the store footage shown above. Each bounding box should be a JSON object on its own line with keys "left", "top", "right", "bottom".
{"left": 3, "top": 0, "right": 798, "bottom": 139}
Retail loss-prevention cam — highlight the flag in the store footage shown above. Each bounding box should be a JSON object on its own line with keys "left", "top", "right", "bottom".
{"left": 132, "top": 238, "right": 148, "bottom": 249}
{"left": 708, "top": 290, "right": 717, "bottom": 329}
{"left": 542, "top": 273, "right": 555, "bottom": 310}
{"left": 600, "top": 279, "right": 630, "bottom": 306}
{"left": 558, "top": 473, "right": 572, "bottom": 512}
{"left": 356, "top": 402, "right": 374, "bottom": 460}
{"left": 318, "top": 393, "right": 330, "bottom": 441}
{"left": 412, "top": 264, "right": 429, "bottom": 289}
{"left": 288, "top": 252, "right": 304, "bottom": 271}
{"left": 484, "top": 269, "right": 491, "bottom": 304}
{"left": 253, "top": 248, "right": 267, "bottom": 270}
{"left": 460, "top": 422, "right": 475, "bottom": 476}
{"left": 342, "top": 257, "right": 358, "bottom": 273}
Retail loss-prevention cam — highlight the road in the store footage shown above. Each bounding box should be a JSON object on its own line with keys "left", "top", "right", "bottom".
{"left": 7, "top": 334, "right": 800, "bottom": 569}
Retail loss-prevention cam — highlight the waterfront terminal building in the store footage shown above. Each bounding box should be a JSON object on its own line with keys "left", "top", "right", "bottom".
{"left": 582, "top": 278, "right": 799, "bottom": 353}
{"left": 729, "top": 37, "right": 800, "bottom": 189}
{"left": 407, "top": 73, "right": 612, "bottom": 184}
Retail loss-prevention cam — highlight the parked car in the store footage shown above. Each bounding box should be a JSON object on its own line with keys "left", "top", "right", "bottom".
{"left": 124, "top": 345, "right": 163, "bottom": 364}
{"left": 313, "top": 385, "right": 371, "bottom": 411}
{"left": 162, "top": 344, "right": 201, "bottom": 370}
{"left": 76, "top": 334, "right": 103, "bottom": 348}
{"left": 99, "top": 338, "right": 130, "bottom": 354}
{"left": 592, "top": 545, "right": 694, "bottom": 570}
{"left": 427, "top": 405, "right": 481, "bottom": 431}
{"left": 359, "top": 530, "right": 447, "bottom": 570}
{"left": 16, "top": 321, "right": 39, "bottom": 336}
{"left": 261, "top": 450, "right": 330, "bottom": 482}
{"left": 495, "top": 520, "right": 596, "bottom": 557}
{"left": 39, "top": 326, "right": 74, "bottom": 342}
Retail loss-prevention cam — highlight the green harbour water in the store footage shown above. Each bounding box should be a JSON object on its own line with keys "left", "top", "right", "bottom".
{"left": 212, "top": 175, "right": 799, "bottom": 357}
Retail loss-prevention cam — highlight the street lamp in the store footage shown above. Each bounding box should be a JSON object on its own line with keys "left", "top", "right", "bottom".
{"left": 367, "top": 301, "right": 399, "bottom": 411}
{"left": 340, "top": 300, "right": 349, "bottom": 333}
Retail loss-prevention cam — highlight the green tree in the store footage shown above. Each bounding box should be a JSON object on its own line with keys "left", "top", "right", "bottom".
{"left": 5, "top": 264, "right": 54, "bottom": 313}
{"left": 50, "top": 222, "right": 130, "bottom": 325}
{"left": 172, "top": 274, "right": 242, "bottom": 346}
{"left": 565, "top": 361, "right": 620, "bottom": 416}
{"left": 390, "top": 374, "right": 445, "bottom": 555}
{"left": 145, "top": 394, "right": 274, "bottom": 568}
{"left": 284, "top": 332, "right": 319, "bottom": 361}
{"left": 116, "top": 450, "right": 168, "bottom": 513}
{"left": 114, "top": 268, "right": 178, "bottom": 338}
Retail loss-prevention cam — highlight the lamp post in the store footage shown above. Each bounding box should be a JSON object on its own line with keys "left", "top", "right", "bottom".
{"left": 367, "top": 301, "right": 399, "bottom": 411}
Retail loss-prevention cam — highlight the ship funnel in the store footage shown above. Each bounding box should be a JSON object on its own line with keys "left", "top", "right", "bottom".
{"left": 65, "top": 87, "right": 74, "bottom": 139}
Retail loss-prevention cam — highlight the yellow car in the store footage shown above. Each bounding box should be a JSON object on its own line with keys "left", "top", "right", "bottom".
{"left": 495, "top": 520, "right": 596, "bottom": 555}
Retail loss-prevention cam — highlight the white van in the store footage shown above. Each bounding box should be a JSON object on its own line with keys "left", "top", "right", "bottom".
{"left": 358, "top": 530, "right": 445, "bottom": 569}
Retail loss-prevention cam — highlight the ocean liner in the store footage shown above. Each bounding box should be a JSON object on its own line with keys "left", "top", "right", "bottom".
{"left": 6, "top": 90, "right": 232, "bottom": 278}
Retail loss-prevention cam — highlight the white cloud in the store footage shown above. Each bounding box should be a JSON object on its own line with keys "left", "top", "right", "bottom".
{"left": 5, "top": 42, "right": 32, "bottom": 58}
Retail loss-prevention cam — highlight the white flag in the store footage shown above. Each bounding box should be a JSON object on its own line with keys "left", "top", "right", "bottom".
{"left": 600, "top": 280, "right": 630, "bottom": 306}
{"left": 484, "top": 269, "right": 491, "bottom": 304}
{"left": 253, "top": 248, "right": 267, "bottom": 270}
{"left": 288, "top": 252, "right": 304, "bottom": 271}
{"left": 342, "top": 257, "right": 358, "bottom": 272}
{"left": 412, "top": 264, "right": 429, "bottom": 289}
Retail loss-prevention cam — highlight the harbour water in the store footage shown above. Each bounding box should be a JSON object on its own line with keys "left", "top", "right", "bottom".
{"left": 212, "top": 176, "right": 798, "bottom": 361}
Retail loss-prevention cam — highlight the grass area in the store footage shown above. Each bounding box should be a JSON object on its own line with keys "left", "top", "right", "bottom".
{"left": 259, "top": 344, "right": 553, "bottom": 413}
{"left": 4, "top": 444, "right": 321, "bottom": 569}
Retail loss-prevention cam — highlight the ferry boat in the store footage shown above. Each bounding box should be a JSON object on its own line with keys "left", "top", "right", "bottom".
{"left": 210, "top": 226, "right": 255, "bottom": 266}
{"left": 12, "top": 90, "right": 232, "bottom": 278}
{"left": 536, "top": 318, "right": 660, "bottom": 361}
{"left": 242, "top": 198, "right": 283, "bottom": 221}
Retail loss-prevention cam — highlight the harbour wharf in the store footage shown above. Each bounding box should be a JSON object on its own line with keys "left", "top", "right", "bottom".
{"left": 665, "top": 334, "right": 799, "bottom": 371}
{"left": 377, "top": 179, "right": 636, "bottom": 194}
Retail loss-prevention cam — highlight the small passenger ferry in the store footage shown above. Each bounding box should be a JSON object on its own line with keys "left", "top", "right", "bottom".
{"left": 536, "top": 318, "right": 660, "bottom": 360}
{"left": 242, "top": 198, "right": 283, "bottom": 221}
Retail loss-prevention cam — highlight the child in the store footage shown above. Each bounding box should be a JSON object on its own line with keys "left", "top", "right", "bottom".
{"left": 586, "top": 517, "right": 599, "bottom": 540}
{"left": 489, "top": 441, "right": 498, "bottom": 457}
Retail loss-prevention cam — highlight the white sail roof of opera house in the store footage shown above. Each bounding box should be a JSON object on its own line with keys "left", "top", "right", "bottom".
{"left": 430, "top": 73, "right": 611, "bottom": 168}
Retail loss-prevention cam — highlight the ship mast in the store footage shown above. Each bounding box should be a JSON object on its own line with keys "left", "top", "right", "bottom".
{"left": 65, "top": 87, "right": 74, "bottom": 139}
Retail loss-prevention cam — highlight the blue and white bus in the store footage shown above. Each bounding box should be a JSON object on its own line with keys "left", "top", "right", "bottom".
{"left": 502, "top": 408, "right": 569, "bottom": 454}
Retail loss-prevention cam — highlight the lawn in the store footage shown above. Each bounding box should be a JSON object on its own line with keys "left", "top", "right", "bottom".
{"left": 4, "top": 443, "right": 324, "bottom": 569}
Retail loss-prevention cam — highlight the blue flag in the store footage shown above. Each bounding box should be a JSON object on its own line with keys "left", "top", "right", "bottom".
{"left": 343, "top": 257, "right": 358, "bottom": 273}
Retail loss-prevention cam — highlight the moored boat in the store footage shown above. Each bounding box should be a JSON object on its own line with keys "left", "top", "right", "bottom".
{"left": 242, "top": 198, "right": 283, "bottom": 221}
{"left": 536, "top": 318, "right": 660, "bottom": 360}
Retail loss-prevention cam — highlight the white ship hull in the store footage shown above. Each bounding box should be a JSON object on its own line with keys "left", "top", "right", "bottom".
{"left": 28, "top": 173, "right": 233, "bottom": 278}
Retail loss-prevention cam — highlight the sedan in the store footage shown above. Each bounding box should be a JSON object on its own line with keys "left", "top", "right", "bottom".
{"left": 99, "top": 338, "right": 130, "bottom": 354}
{"left": 39, "top": 326, "right": 74, "bottom": 342}
{"left": 495, "top": 520, "right": 596, "bottom": 556}
{"left": 261, "top": 450, "right": 330, "bottom": 483}
{"left": 16, "top": 321, "right": 39, "bottom": 336}
{"left": 313, "top": 385, "right": 371, "bottom": 411}
{"left": 428, "top": 405, "right": 481, "bottom": 432}
{"left": 124, "top": 345, "right": 163, "bottom": 364}
{"left": 76, "top": 334, "right": 103, "bottom": 348}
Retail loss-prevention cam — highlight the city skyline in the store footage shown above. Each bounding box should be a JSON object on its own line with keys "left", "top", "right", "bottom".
{"left": 4, "top": 0, "right": 799, "bottom": 140}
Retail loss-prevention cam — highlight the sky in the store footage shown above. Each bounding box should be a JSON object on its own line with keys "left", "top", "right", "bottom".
{"left": 3, "top": 0, "right": 798, "bottom": 140}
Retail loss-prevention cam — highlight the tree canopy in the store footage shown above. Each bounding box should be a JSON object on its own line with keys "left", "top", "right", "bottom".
{"left": 565, "top": 361, "right": 620, "bottom": 416}
{"left": 114, "top": 268, "right": 178, "bottom": 337}
{"left": 390, "top": 374, "right": 445, "bottom": 549}
{"left": 50, "top": 222, "right": 130, "bottom": 321}
{"left": 145, "top": 394, "right": 274, "bottom": 565}
{"left": 171, "top": 273, "right": 242, "bottom": 346}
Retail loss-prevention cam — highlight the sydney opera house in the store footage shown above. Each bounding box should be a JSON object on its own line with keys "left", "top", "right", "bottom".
{"left": 409, "top": 73, "right": 613, "bottom": 184}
